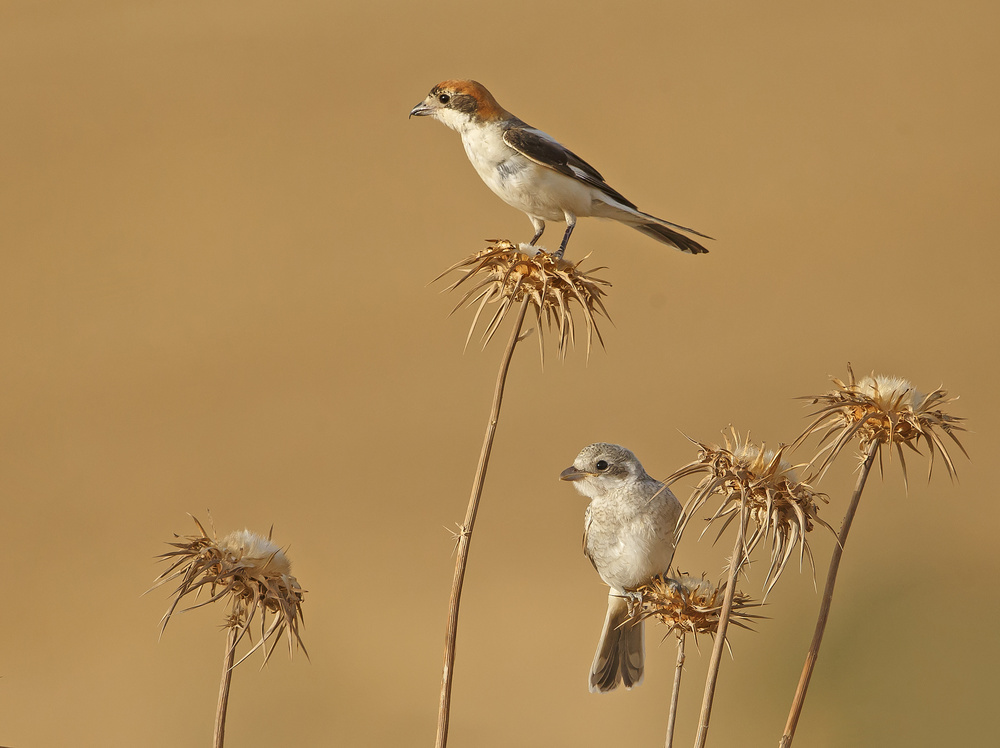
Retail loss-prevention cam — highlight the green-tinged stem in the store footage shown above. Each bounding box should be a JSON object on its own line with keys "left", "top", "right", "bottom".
{"left": 666, "top": 634, "right": 686, "bottom": 748}
{"left": 435, "top": 296, "right": 531, "bottom": 748}
{"left": 694, "top": 496, "right": 747, "bottom": 748}
{"left": 778, "top": 441, "right": 880, "bottom": 748}
{"left": 214, "top": 626, "right": 238, "bottom": 748}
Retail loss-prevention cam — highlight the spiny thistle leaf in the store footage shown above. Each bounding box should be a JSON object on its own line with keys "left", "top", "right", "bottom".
{"left": 150, "top": 516, "right": 307, "bottom": 668}
{"left": 436, "top": 240, "right": 612, "bottom": 362}
{"left": 669, "top": 429, "right": 832, "bottom": 595}
{"left": 634, "top": 572, "right": 763, "bottom": 644}
{"left": 796, "top": 364, "right": 968, "bottom": 486}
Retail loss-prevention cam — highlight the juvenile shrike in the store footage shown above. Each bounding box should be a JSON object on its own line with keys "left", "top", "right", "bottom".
{"left": 560, "top": 443, "right": 682, "bottom": 693}
{"left": 410, "top": 80, "right": 711, "bottom": 257}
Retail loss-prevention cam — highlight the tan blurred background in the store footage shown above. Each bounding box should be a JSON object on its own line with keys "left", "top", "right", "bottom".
{"left": 2, "top": 1, "right": 998, "bottom": 746}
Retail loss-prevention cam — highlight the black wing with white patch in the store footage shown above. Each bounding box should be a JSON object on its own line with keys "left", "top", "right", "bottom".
{"left": 502, "top": 125, "right": 638, "bottom": 210}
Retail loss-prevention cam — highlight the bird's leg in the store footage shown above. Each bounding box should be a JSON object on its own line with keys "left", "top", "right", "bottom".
{"left": 556, "top": 217, "right": 576, "bottom": 258}
{"left": 528, "top": 218, "right": 545, "bottom": 246}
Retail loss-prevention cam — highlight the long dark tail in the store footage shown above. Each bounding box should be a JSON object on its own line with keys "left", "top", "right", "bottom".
{"left": 594, "top": 201, "right": 713, "bottom": 254}
{"left": 631, "top": 221, "right": 711, "bottom": 254}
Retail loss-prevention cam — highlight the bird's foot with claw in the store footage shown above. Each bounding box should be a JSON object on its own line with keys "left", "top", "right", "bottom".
{"left": 663, "top": 576, "right": 686, "bottom": 597}
{"left": 622, "top": 589, "right": 644, "bottom": 617}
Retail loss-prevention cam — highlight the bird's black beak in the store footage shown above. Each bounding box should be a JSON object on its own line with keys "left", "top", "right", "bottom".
{"left": 559, "top": 466, "right": 589, "bottom": 482}
{"left": 409, "top": 101, "right": 434, "bottom": 118}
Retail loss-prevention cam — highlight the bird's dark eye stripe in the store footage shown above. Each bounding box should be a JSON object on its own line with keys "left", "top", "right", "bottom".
{"left": 596, "top": 460, "right": 609, "bottom": 471}
{"left": 448, "top": 94, "right": 478, "bottom": 114}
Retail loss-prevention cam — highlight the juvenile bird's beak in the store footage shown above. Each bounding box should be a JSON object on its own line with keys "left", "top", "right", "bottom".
{"left": 409, "top": 100, "right": 434, "bottom": 118}
{"left": 560, "top": 466, "right": 589, "bottom": 481}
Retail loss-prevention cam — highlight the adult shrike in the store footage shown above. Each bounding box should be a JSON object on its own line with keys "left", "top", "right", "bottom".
{"left": 560, "top": 442, "right": 682, "bottom": 693}
{"left": 409, "top": 79, "right": 711, "bottom": 257}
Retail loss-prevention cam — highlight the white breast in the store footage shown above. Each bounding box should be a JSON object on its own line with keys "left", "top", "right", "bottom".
{"left": 459, "top": 124, "right": 594, "bottom": 222}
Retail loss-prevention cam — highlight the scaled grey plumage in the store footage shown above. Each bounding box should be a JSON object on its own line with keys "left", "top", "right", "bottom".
{"left": 560, "top": 442, "right": 682, "bottom": 693}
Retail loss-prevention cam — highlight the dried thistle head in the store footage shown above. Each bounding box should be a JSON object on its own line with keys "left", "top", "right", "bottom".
{"left": 151, "top": 516, "right": 307, "bottom": 666}
{"left": 634, "top": 573, "right": 760, "bottom": 641}
{"left": 670, "top": 429, "right": 832, "bottom": 594}
{"left": 436, "top": 240, "right": 611, "bottom": 361}
{"left": 797, "top": 364, "right": 968, "bottom": 484}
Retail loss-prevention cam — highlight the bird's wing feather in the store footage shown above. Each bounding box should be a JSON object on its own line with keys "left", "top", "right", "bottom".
{"left": 583, "top": 506, "right": 600, "bottom": 572}
{"left": 502, "top": 125, "right": 638, "bottom": 210}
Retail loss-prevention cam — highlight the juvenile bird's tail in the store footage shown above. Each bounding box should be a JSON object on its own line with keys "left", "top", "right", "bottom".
{"left": 594, "top": 201, "right": 712, "bottom": 254}
{"left": 590, "top": 595, "right": 644, "bottom": 693}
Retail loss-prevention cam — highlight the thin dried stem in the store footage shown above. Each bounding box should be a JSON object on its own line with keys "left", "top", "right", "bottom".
{"left": 778, "top": 440, "right": 879, "bottom": 747}
{"left": 694, "top": 495, "right": 748, "bottom": 748}
{"left": 214, "top": 626, "right": 238, "bottom": 748}
{"left": 666, "top": 635, "right": 686, "bottom": 748}
{"left": 435, "top": 296, "right": 530, "bottom": 748}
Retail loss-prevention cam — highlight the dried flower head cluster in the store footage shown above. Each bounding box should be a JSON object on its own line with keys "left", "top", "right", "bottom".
{"left": 152, "top": 516, "right": 306, "bottom": 666}
{"left": 670, "top": 429, "right": 832, "bottom": 594}
{"left": 798, "top": 364, "right": 968, "bottom": 484}
{"left": 437, "top": 240, "right": 611, "bottom": 360}
{"left": 634, "top": 573, "right": 759, "bottom": 640}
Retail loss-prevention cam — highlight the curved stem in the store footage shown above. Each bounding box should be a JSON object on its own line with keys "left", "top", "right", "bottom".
{"left": 435, "top": 297, "right": 531, "bottom": 748}
{"left": 666, "top": 634, "right": 686, "bottom": 748}
{"left": 214, "top": 626, "right": 238, "bottom": 748}
{"left": 694, "top": 495, "right": 747, "bottom": 748}
{"left": 778, "top": 441, "right": 880, "bottom": 747}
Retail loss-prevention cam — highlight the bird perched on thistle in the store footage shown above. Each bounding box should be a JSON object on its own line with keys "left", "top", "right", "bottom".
{"left": 410, "top": 79, "right": 711, "bottom": 258}
{"left": 561, "top": 443, "right": 682, "bottom": 692}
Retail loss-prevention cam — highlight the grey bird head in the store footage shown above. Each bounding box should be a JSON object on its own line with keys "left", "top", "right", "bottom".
{"left": 559, "top": 442, "right": 649, "bottom": 499}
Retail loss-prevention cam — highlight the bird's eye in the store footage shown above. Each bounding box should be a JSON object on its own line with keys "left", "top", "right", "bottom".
{"left": 438, "top": 93, "right": 451, "bottom": 104}
{"left": 595, "top": 460, "right": 609, "bottom": 471}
